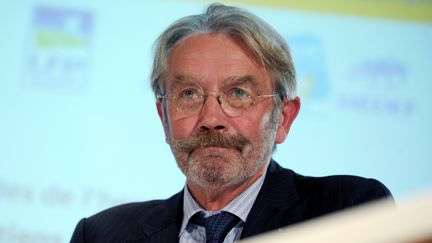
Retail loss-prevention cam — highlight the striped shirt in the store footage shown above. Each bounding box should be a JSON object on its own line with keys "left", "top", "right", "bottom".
{"left": 178, "top": 165, "right": 268, "bottom": 243}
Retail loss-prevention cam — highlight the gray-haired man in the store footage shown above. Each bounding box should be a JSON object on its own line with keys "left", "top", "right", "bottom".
{"left": 71, "top": 3, "right": 392, "bottom": 243}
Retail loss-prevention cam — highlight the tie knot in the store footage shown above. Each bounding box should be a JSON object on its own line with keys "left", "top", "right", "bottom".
{"left": 190, "top": 211, "right": 240, "bottom": 243}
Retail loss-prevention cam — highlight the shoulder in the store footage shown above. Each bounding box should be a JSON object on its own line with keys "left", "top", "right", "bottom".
{"left": 85, "top": 199, "right": 166, "bottom": 227}
{"left": 294, "top": 173, "right": 392, "bottom": 204}
{"left": 267, "top": 161, "right": 392, "bottom": 215}
{"left": 70, "top": 192, "right": 183, "bottom": 242}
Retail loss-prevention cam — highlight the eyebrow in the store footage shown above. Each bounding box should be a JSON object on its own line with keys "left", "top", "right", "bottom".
{"left": 223, "top": 75, "right": 259, "bottom": 87}
{"left": 169, "top": 74, "right": 260, "bottom": 88}
{"left": 166, "top": 74, "right": 201, "bottom": 93}
{"left": 172, "top": 74, "right": 199, "bottom": 84}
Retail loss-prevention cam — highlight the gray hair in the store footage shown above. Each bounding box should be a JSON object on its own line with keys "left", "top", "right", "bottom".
{"left": 151, "top": 3, "right": 296, "bottom": 103}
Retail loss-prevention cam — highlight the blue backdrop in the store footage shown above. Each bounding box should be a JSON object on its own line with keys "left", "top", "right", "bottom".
{"left": 0, "top": 1, "right": 431, "bottom": 242}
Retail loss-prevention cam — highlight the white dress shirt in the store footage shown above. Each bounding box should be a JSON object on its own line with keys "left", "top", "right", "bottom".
{"left": 179, "top": 165, "right": 268, "bottom": 243}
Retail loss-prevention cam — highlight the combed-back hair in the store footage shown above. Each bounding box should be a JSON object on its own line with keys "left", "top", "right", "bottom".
{"left": 151, "top": 3, "right": 296, "bottom": 103}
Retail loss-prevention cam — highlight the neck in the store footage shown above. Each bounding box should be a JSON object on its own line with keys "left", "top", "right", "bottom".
{"left": 186, "top": 163, "right": 267, "bottom": 211}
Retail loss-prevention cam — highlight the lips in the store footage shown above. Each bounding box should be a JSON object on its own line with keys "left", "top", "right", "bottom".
{"left": 191, "top": 146, "right": 233, "bottom": 156}
{"left": 186, "top": 146, "right": 223, "bottom": 158}
{"left": 188, "top": 146, "right": 238, "bottom": 165}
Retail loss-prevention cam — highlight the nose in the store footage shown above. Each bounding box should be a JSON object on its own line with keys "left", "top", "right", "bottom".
{"left": 198, "top": 94, "right": 228, "bottom": 133}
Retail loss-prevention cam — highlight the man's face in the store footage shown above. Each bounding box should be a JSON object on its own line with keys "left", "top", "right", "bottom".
{"left": 157, "top": 33, "right": 298, "bottom": 188}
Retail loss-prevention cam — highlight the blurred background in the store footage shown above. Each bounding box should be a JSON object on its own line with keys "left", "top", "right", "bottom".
{"left": 0, "top": 0, "right": 431, "bottom": 242}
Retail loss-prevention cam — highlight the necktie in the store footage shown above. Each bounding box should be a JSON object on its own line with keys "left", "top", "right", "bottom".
{"left": 190, "top": 211, "right": 241, "bottom": 243}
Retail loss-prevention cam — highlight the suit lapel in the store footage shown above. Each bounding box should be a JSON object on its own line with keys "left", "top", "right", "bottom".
{"left": 133, "top": 191, "right": 184, "bottom": 243}
{"left": 128, "top": 161, "right": 299, "bottom": 241}
{"left": 241, "top": 160, "right": 300, "bottom": 238}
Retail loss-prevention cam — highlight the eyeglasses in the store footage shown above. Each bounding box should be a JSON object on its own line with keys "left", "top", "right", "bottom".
{"left": 158, "top": 83, "right": 279, "bottom": 118}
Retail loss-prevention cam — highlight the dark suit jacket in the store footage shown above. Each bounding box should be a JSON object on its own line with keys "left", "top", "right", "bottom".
{"left": 70, "top": 161, "right": 392, "bottom": 242}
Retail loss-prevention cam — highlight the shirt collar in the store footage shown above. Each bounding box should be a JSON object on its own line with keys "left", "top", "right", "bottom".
{"left": 180, "top": 163, "right": 269, "bottom": 235}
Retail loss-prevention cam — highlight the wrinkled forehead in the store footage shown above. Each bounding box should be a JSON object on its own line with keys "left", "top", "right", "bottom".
{"left": 162, "top": 33, "right": 273, "bottom": 93}
{"left": 167, "top": 73, "right": 262, "bottom": 90}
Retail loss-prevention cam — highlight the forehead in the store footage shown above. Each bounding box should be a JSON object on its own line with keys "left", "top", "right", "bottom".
{"left": 170, "top": 74, "right": 259, "bottom": 89}
{"left": 165, "top": 33, "right": 272, "bottom": 90}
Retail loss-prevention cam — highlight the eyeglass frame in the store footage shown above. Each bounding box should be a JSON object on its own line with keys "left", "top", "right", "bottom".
{"left": 157, "top": 88, "right": 280, "bottom": 118}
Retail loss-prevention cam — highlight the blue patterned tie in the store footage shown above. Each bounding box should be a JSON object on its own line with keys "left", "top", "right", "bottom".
{"left": 191, "top": 211, "right": 240, "bottom": 243}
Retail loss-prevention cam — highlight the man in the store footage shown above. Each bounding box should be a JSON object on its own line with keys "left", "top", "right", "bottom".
{"left": 71, "top": 3, "right": 392, "bottom": 243}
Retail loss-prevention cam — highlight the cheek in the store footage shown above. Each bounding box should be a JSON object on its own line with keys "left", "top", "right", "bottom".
{"left": 164, "top": 101, "right": 198, "bottom": 140}
{"left": 168, "top": 116, "right": 198, "bottom": 140}
{"left": 240, "top": 105, "right": 273, "bottom": 136}
{"left": 234, "top": 115, "right": 268, "bottom": 143}
{"left": 242, "top": 109, "right": 275, "bottom": 154}
{"left": 259, "top": 108, "right": 274, "bottom": 131}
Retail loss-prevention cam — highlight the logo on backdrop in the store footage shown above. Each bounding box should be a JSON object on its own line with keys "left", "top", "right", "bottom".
{"left": 23, "top": 6, "right": 93, "bottom": 91}
{"left": 287, "top": 35, "right": 331, "bottom": 101}
{"left": 286, "top": 35, "right": 414, "bottom": 117}
{"left": 340, "top": 58, "right": 414, "bottom": 116}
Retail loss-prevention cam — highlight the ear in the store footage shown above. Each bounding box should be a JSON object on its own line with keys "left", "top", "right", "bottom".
{"left": 156, "top": 101, "right": 170, "bottom": 144}
{"left": 275, "top": 96, "right": 300, "bottom": 144}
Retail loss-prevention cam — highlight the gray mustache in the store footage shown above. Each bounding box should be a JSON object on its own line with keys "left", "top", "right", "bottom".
{"left": 174, "top": 130, "right": 250, "bottom": 152}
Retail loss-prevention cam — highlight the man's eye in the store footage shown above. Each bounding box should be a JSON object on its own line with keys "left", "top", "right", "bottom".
{"left": 180, "top": 89, "right": 198, "bottom": 99}
{"left": 231, "top": 88, "right": 250, "bottom": 98}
